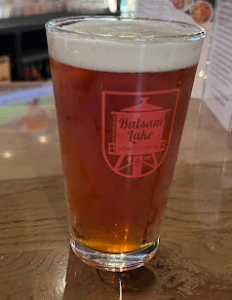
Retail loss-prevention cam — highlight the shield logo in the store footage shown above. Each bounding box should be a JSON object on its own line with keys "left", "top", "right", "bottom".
{"left": 102, "top": 89, "right": 179, "bottom": 178}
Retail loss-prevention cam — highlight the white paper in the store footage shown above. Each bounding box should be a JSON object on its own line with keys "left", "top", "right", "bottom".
{"left": 136, "top": 0, "right": 194, "bottom": 23}
{"left": 135, "top": 0, "right": 213, "bottom": 100}
{"left": 203, "top": 0, "right": 232, "bottom": 131}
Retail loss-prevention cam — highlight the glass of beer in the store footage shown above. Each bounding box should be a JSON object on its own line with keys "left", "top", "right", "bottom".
{"left": 46, "top": 17, "right": 205, "bottom": 272}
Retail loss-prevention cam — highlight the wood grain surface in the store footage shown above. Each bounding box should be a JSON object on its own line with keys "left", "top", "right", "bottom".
{"left": 0, "top": 99, "right": 232, "bottom": 300}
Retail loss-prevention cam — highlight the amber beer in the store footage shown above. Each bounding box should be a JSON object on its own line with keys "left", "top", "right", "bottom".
{"left": 46, "top": 17, "right": 205, "bottom": 271}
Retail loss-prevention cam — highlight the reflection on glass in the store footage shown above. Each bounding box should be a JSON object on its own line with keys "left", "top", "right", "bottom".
{"left": 119, "top": 278, "right": 123, "bottom": 300}
{"left": 108, "top": 0, "right": 117, "bottom": 12}
{"left": 198, "top": 69, "right": 205, "bottom": 77}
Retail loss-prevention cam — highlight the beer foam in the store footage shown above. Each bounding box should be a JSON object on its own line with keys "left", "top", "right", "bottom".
{"left": 47, "top": 19, "right": 205, "bottom": 72}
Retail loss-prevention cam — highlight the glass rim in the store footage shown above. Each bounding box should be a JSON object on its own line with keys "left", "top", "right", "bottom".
{"left": 45, "top": 16, "right": 206, "bottom": 41}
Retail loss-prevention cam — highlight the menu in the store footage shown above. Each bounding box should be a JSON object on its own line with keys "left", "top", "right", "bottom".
{"left": 203, "top": 0, "right": 232, "bottom": 131}
{"left": 136, "top": 0, "right": 214, "bottom": 24}
{"left": 135, "top": 0, "right": 215, "bottom": 99}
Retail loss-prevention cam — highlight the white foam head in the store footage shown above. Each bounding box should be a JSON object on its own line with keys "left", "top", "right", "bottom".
{"left": 46, "top": 18, "right": 205, "bottom": 73}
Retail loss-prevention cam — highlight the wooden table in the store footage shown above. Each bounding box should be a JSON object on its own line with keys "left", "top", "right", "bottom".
{"left": 0, "top": 95, "right": 231, "bottom": 300}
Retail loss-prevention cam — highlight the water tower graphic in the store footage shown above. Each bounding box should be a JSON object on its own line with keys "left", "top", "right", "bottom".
{"left": 107, "top": 96, "right": 170, "bottom": 178}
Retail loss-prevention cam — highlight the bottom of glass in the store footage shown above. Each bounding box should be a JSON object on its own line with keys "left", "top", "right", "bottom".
{"left": 70, "top": 237, "right": 160, "bottom": 272}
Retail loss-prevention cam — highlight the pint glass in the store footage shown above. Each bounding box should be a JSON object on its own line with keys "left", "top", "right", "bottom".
{"left": 46, "top": 17, "right": 205, "bottom": 272}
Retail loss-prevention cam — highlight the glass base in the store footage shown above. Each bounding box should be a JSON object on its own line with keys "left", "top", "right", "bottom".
{"left": 70, "top": 237, "right": 159, "bottom": 272}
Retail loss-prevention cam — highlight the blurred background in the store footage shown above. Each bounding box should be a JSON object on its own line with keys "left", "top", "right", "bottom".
{"left": 0, "top": 0, "right": 215, "bottom": 83}
{"left": 1, "top": 0, "right": 229, "bottom": 131}
{"left": 0, "top": 0, "right": 120, "bottom": 82}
